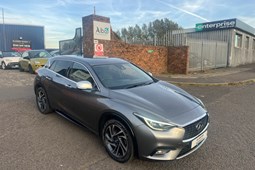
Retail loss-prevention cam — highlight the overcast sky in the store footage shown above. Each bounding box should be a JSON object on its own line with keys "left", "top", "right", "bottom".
{"left": 1, "top": 0, "right": 255, "bottom": 48}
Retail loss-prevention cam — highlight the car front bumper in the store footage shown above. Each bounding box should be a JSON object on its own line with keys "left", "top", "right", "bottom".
{"left": 135, "top": 115, "right": 209, "bottom": 161}
{"left": 6, "top": 62, "right": 19, "bottom": 68}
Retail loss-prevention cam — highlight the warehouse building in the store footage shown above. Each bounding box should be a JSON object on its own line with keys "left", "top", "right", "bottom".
{"left": 0, "top": 24, "right": 44, "bottom": 52}
{"left": 170, "top": 18, "right": 255, "bottom": 71}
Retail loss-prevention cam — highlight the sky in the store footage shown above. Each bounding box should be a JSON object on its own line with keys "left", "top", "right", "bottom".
{"left": 1, "top": 0, "right": 255, "bottom": 48}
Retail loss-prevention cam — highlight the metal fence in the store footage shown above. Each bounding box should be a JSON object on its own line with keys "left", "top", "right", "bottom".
{"left": 126, "top": 29, "right": 232, "bottom": 71}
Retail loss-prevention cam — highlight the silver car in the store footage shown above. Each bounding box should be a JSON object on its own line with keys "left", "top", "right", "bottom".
{"left": 0, "top": 51, "right": 21, "bottom": 69}
{"left": 34, "top": 56, "right": 209, "bottom": 163}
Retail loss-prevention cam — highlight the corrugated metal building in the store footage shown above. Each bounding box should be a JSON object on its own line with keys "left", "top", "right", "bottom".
{"left": 169, "top": 19, "right": 255, "bottom": 70}
{"left": 0, "top": 24, "right": 44, "bottom": 51}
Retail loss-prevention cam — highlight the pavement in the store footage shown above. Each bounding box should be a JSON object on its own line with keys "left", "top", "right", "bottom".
{"left": 157, "top": 63, "right": 255, "bottom": 86}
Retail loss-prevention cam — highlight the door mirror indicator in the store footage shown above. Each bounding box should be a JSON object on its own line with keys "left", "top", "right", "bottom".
{"left": 77, "top": 81, "right": 93, "bottom": 90}
{"left": 148, "top": 72, "right": 153, "bottom": 76}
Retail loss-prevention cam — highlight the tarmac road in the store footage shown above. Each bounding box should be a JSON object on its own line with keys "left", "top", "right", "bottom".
{"left": 0, "top": 69, "right": 255, "bottom": 170}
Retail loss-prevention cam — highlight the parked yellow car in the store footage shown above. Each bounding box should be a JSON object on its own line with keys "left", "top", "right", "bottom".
{"left": 19, "top": 50, "right": 52, "bottom": 73}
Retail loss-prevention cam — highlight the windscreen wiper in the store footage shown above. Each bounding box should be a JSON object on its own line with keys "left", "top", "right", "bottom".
{"left": 125, "top": 81, "right": 154, "bottom": 89}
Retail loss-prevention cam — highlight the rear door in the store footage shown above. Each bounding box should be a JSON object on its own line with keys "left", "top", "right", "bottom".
{"left": 44, "top": 60, "right": 73, "bottom": 111}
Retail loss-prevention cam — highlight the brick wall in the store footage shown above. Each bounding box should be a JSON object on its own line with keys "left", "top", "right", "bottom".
{"left": 167, "top": 46, "right": 189, "bottom": 74}
{"left": 100, "top": 40, "right": 168, "bottom": 75}
{"left": 82, "top": 15, "right": 111, "bottom": 57}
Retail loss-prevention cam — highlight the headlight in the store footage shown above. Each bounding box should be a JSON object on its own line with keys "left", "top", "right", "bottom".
{"left": 134, "top": 113, "right": 175, "bottom": 131}
{"left": 5, "top": 59, "right": 12, "bottom": 62}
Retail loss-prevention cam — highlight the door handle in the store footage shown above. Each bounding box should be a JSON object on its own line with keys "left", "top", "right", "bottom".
{"left": 65, "top": 84, "right": 72, "bottom": 88}
{"left": 45, "top": 76, "right": 52, "bottom": 81}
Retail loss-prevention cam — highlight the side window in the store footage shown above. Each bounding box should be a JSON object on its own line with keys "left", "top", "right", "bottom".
{"left": 68, "top": 63, "right": 94, "bottom": 85}
{"left": 49, "top": 60, "right": 56, "bottom": 70}
{"left": 51, "top": 60, "right": 72, "bottom": 77}
{"left": 22, "top": 52, "right": 29, "bottom": 58}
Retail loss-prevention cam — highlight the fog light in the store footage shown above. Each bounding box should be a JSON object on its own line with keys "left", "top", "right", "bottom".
{"left": 155, "top": 149, "right": 170, "bottom": 155}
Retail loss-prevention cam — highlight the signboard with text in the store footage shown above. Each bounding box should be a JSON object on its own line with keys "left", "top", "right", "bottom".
{"left": 93, "top": 21, "right": 111, "bottom": 40}
{"left": 12, "top": 40, "right": 31, "bottom": 48}
{"left": 195, "top": 19, "right": 236, "bottom": 32}
{"left": 11, "top": 40, "right": 31, "bottom": 52}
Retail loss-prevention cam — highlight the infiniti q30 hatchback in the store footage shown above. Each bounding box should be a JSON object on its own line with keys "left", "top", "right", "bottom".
{"left": 34, "top": 56, "right": 209, "bottom": 163}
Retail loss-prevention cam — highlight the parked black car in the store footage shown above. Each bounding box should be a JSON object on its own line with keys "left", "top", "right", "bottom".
{"left": 34, "top": 56, "right": 209, "bottom": 163}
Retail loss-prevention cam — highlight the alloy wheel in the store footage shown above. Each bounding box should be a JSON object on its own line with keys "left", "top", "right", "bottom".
{"left": 36, "top": 87, "right": 52, "bottom": 114}
{"left": 37, "top": 89, "right": 47, "bottom": 112}
{"left": 102, "top": 119, "right": 134, "bottom": 162}
{"left": 2, "top": 62, "right": 6, "bottom": 70}
{"left": 29, "top": 65, "right": 34, "bottom": 74}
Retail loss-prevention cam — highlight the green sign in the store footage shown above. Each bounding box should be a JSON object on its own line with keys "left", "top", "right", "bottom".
{"left": 195, "top": 19, "right": 236, "bottom": 32}
{"left": 147, "top": 50, "right": 154, "bottom": 53}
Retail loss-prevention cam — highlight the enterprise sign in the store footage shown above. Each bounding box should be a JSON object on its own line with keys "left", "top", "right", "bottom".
{"left": 195, "top": 19, "right": 236, "bottom": 32}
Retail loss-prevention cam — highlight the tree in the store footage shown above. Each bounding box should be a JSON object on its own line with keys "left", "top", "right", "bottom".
{"left": 141, "top": 24, "right": 149, "bottom": 40}
{"left": 116, "top": 18, "right": 182, "bottom": 43}
{"left": 134, "top": 24, "right": 142, "bottom": 40}
{"left": 121, "top": 28, "right": 128, "bottom": 41}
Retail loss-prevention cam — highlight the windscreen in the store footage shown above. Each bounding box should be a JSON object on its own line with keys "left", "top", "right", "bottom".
{"left": 2, "top": 52, "right": 21, "bottom": 57}
{"left": 93, "top": 63, "right": 154, "bottom": 89}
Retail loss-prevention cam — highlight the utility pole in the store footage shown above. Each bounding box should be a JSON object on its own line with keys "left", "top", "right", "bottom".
{"left": 2, "top": 8, "right": 6, "bottom": 51}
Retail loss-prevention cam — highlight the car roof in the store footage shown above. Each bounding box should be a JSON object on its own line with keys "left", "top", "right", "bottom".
{"left": 51, "top": 55, "right": 128, "bottom": 66}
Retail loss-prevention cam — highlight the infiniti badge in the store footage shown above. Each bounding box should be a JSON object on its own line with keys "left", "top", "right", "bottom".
{"left": 196, "top": 122, "right": 203, "bottom": 131}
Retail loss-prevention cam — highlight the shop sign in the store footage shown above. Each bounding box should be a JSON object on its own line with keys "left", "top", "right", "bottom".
{"left": 195, "top": 19, "right": 236, "bottom": 32}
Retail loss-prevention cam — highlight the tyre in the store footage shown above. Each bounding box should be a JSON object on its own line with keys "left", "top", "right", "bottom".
{"left": 36, "top": 87, "right": 52, "bottom": 114}
{"left": 28, "top": 65, "right": 34, "bottom": 74}
{"left": 19, "top": 64, "right": 24, "bottom": 72}
{"left": 1, "top": 62, "right": 6, "bottom": 70}
{"left": 102, "top": 119, "right": 134, "bottom": 163}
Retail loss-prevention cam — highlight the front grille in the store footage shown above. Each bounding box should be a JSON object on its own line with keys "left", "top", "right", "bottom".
{"left": 183, "top": 115, "right": 208, "bottom": 140}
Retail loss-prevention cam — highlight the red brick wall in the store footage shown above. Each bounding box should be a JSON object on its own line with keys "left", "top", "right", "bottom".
{"left": 82, "top": 15, "right": 111, "bottom": 57}
{"left": 168, "top": 46, "right": 189, "bottom": 74}
{"left": 100, "top": 40, "right": 168, "bottom": 75}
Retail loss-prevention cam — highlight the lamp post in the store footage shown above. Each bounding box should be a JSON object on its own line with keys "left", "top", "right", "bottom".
{"left": 2, "top": 8, "right": 6, "bottom": 51}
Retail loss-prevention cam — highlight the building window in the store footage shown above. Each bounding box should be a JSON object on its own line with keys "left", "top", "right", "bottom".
{"left": 235, "top": 33, "right": 242, "bottom": 48}
{"left": 253, "top": 39, "right": 255, "bottom": 50}
{"left": 245, "top": 36, "right": 249, "bottom": 49}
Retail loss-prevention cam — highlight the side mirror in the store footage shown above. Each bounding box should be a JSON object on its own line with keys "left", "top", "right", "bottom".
{"left": 148, "top": 72, "right": 153, "bottom": 76}
{"left": 24, "top": 56, "right": 30, "bottom": 60}
{"left": 77, "top": 81, "right": 93, "bottom": 90}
